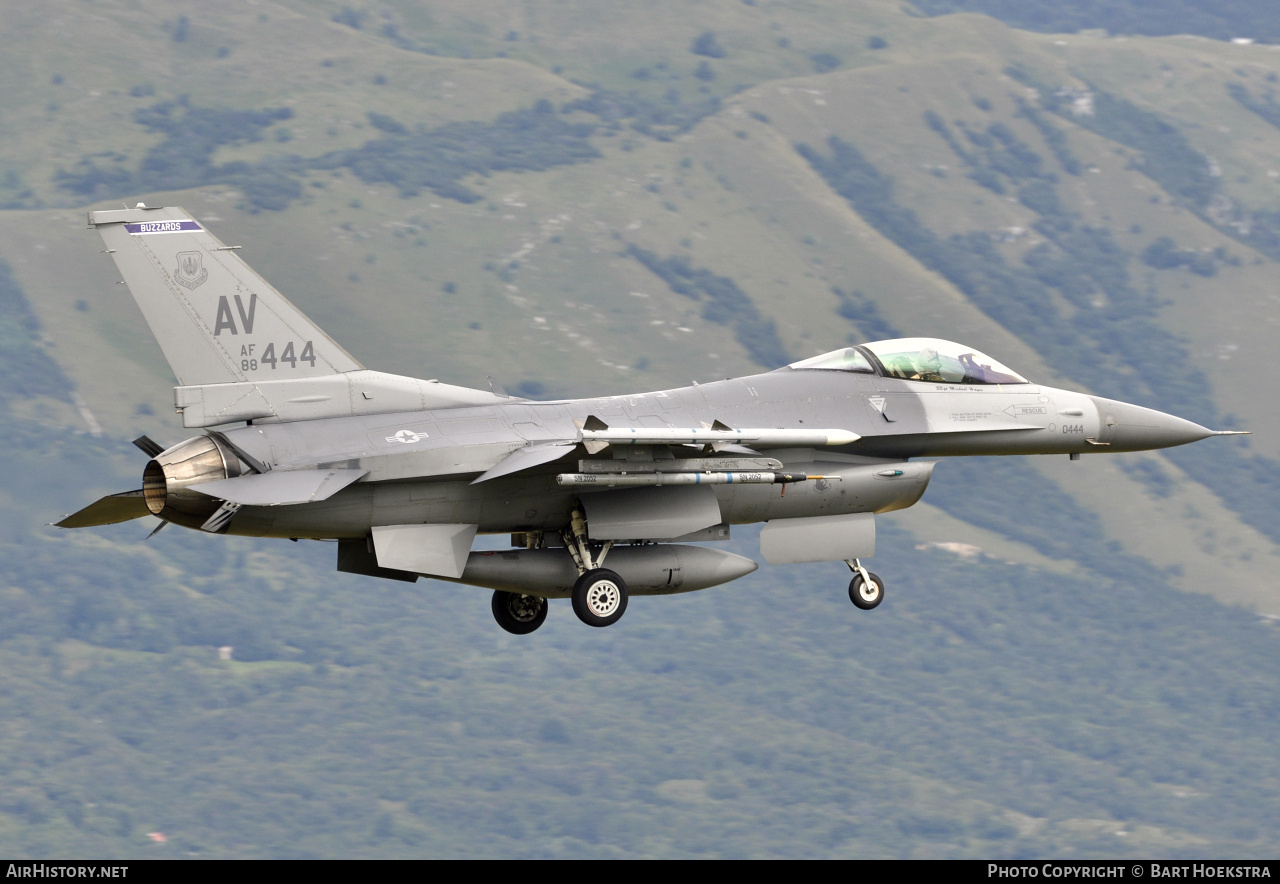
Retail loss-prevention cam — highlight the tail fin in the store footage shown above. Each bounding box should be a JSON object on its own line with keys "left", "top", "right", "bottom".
{"left": 90, "top": 206, "right": 362, "bottom": 386}
{"left": 90, "top": 205, "right": 503, "bottom": 427}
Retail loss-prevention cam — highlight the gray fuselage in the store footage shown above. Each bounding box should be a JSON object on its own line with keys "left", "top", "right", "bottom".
{"left": 168, "top": 366, "right": 1201, "bottom": 540}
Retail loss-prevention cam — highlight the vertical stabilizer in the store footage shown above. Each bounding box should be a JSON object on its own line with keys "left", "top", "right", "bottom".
{"left": 90, "top": 206, "right": 362, "bottom": 386}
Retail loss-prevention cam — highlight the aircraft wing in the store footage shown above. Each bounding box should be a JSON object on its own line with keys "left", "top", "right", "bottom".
{"left": 188, "top": 468, "right": 368, "bottom": 506}
{"left": 55, "top": 490, "right": 150, "bottom": 528}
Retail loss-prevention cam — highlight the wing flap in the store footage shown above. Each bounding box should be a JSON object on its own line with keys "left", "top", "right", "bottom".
{"left": 189, "top": 468, "right": 367, "bottom": 506}
{"left": 55, "top": 490, "right": 150, "bottom": 528}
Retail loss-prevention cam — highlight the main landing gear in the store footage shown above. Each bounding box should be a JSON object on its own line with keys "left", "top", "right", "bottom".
{"left": 488, "top": 568, "right": 630, "bottom": 634}
{"left": 572, "top": 568, "right": 628, "bottom": 628}
{"left": 491, "top": 591, "right": 548, "bottom": 634}
{"left": 563, "top": 503, "right": 629, "bottom": 628}
{"left": 845, "top": 559, "right": 884, "bottom": 610}
{"left": 489, "top": 503, "right": 632, "bottom": 634}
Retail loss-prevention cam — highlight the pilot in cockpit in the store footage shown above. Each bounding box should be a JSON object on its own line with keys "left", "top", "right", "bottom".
{"left": 916, "top": 347, "right": 944, "bottom": 382}
{"left": 787, "top": 338, "right": 1029, "bottom": 387}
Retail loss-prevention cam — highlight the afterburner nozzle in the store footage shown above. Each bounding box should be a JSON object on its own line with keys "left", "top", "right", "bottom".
{"left": 142, "top": 435, "right": 243, "bottom": 517}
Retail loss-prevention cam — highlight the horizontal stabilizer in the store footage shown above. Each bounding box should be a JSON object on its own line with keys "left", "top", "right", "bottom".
{"left": 471, "top": 442, "right": 577, "bottom": 484}
{"left": 56, "top": 490, "right": 150, "bottom": 528}
{"left": 189, "top": 468, "right": 367, "bottom": 506}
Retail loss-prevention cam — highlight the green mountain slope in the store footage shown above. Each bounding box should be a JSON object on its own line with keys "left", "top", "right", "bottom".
{"left": 1, "top": 0, "right": 1279, "bottom": 858}
{"left": 912, "top": 1, "right": 1280, "bottom": 44}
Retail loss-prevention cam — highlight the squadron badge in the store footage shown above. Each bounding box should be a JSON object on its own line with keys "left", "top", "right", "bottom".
{"left": 174, "top": 251, "right": 208, "bottom": 290}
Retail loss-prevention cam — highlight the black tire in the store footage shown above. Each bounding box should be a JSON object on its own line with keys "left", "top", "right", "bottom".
{"left": 848, "top": 572, "right": 884, "bottom": 610}
{"left": 571, "top": 569, "right": 628, "bottom": 627}
{"left": 491, "top": 591, "right": 548, "bottom": 634}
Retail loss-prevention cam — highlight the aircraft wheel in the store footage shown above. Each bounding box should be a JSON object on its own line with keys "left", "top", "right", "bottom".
{"left": 571, "top": 569, "right": 628, "bottom": 627}
{"left": 848, "top": 572, "right": 884, "bottom": 610}
{"left": 491, "top": 591, "right": 548, "bottom": 634}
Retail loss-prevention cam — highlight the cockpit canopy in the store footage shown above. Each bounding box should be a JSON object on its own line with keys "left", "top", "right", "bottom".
{"left": 788, "top": 338, "right": 1028, "bottom": 386}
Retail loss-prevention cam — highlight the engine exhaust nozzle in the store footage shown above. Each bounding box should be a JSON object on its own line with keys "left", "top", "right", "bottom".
{"left": 142, "top": 435, "right": 242, "bottom": 518}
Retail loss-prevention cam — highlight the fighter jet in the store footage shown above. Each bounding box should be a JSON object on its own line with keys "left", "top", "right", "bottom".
{"left": 58, "top": 206, "right": 1246, "bottom": 633}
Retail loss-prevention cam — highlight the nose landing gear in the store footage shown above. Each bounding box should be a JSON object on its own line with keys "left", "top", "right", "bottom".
{"left": 846, "top": 559, "right": 884, "bottom": 610}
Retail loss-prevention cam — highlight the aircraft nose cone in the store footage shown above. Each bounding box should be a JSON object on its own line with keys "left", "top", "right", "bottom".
{"left": 1090, "top": 396, "right": 1215, "bottom": 451}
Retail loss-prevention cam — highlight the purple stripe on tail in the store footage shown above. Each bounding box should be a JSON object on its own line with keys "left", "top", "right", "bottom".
{"left": 125, "top": 220, "right": 202, "bottom": 235}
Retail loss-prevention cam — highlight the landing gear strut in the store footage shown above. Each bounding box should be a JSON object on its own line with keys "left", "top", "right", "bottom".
{"left": 491, "top": 591, "right": 548, "bottom": 634}
{"left": 562, "top": 502, "right": 629, "bottom": 628}
{"left": 845, "top": 559, "right": 884, "bottom": 610}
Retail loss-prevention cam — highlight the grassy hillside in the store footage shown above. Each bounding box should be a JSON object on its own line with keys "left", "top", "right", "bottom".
{"left": 1, "top": 0, "right": 1279, "bottom": 858}
{"left": 912, "top": 1, "right": 1280, "bottom": 44}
